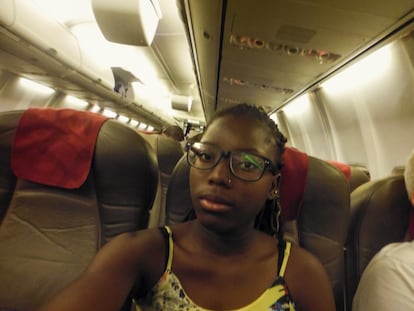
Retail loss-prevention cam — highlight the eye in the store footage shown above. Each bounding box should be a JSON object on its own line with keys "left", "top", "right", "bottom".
{"left": 197, "top": 150, "right": 213, "bottom": 162}
{"left": 191, "top": 147, "right": 215, "bottom": 163}
{"left": 234, "top": 153, "right": 263, "bottom": 171}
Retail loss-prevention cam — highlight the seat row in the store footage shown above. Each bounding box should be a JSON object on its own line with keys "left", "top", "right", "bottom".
{"left": 0, "top": 109, "right": 410, "bottom": 311}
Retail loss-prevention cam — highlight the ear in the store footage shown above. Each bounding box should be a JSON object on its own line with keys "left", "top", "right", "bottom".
{"left": 267, "top": 173, "right": 281, "bottom": 200}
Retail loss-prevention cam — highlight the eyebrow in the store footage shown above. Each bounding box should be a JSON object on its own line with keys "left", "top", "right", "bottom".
{"left": 200, "top": 141, "right": 272, "bottom": 161}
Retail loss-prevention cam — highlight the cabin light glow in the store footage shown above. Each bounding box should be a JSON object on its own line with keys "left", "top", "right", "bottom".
{"left": 102, "top": 108, "right": 117, "bottom": 118}
{"left": 138, "top": 122, "right": 148, "bottom": 130}
{"left": 132, "top": 81, "right": 170, "bottom": 100}
{"left": 147, "top": 125, "right": 154, "bottom": 131}
{"left": 130, "top": 119, "right": 139, "bottom": 127}
{"left": 187, "top": 119, "right": 200, "bottom": 125}
{"left": 321, "top": 44, "right": 392, "bottom": 94}
{"left": 117, "top": 115, "right": 130, "bottom": 123}
{"left": 269, "top": 113, "right": 278, "bottom": 124}
{"left": 18, "top": 77, "right": 55, "bottom": 96}
{"left": 282, "top": 94, "right": 311, "bottom": 117}
{"left": 66, "top": 95, "right": 89, "bottom": 109}
{"left": 71, "top": 22, "right": 158, "bottom": 85}
{"left": 90, "top": 104, "right": 101, "bottom": 113}
{"left": 32, "top": 0, "right": 93, "bottom": 25}
{"left": 132, "top": 81, "right": 173, "bottom": 119}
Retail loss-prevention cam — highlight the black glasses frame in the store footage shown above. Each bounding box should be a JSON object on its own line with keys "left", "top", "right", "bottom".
{"left": 185, "top": 141, "right": 277, "bottom": 181}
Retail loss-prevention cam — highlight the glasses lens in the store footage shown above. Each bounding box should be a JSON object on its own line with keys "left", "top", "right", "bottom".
{"left": 231, "top": 152, "right": 266, "bottom": 181}
{"left": 187, "top": 142, "right": 220, "bottom": 169}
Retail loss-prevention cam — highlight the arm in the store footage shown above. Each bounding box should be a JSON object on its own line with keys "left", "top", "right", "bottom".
{"left": 353, "top": 243, "right": 414, "bottom": 310}
{"left": 37, "top": 229, "right": 157, "bottom": 311}
{"left": 287, "top": 245, "right": 336, "bottom": 311}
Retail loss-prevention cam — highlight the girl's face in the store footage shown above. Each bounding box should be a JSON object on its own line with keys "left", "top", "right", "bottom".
{"left": 189, "top": 115, "right": 280, "bottom": 234}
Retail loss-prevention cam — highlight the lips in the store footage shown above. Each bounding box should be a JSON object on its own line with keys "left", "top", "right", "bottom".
{"left": 199, "top": 195, "right": 232, "bottom": 213}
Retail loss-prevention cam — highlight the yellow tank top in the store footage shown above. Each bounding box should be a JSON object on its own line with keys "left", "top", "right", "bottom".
{"left": 146, "top": 226, "right": 297, "bottom": 311}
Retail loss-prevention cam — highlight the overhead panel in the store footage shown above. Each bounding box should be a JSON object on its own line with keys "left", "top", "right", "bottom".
{"left": 181, "top": 0, "right": 413, "bottom": 117}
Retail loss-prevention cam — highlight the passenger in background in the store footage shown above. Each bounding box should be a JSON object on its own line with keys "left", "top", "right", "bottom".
{"left": 162, "top": 125, "right": 184, "bottom": 142}
{"left": 352, "top": 149, "right": 414, "bottom": 310}
{"left": 37, "top": 104, "right": 335, "bottom": 311}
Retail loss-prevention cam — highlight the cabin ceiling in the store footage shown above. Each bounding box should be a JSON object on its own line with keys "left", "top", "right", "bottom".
{"left": 0, "top": 0, "right": 413, "bottom": 129}
{"left": 0, "top": 0, "right": 205, "bottom": 128}
{"left": 179, "top": 0, "right": 414, "bottom": 121}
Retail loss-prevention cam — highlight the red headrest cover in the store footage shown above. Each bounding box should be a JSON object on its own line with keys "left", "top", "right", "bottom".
{"left": 279, "top": 147, "right": 309, "bottom": 221}
{"left": 327, "top": 160, "right": 351, "bottom": 182}
{"left": 11, "top": 108, "right": 108, "bottom": 189}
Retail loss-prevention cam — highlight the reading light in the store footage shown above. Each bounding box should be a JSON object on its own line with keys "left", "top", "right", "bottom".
{"left": 117, "top": 115, "right": 130, "bottom": 123}
{"left": 91, "top": 0, "right": 162, "bottom": 46}
{"left": 90, "top": 104, "right": 102, "bottom": 113}
{"left": 130, "top": 119, "right": 139, "bottom": 127}
{"left": 138, "top": 122, "right": 148, "bottom": 130}
{"left": 102, "top": 108, "right": 117, "bottom": 118}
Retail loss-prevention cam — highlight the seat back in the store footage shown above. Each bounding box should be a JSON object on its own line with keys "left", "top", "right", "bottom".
{"left": 288, "top": 155, "right": 350, "bottom": 311}
{"left": 344, "top": 174, "right": 410, "bottom": 310}
{"left": 141, "top": 133, "right": 184, "bottom": 227}
{"left": 349, "top": 165, "right": 371, "bottom": 192}
{"left": 165, "top": 155, "right": 192, "bottom": 225}
{"left": 0, "top": 109, "right": 158, "bottom": 310}
{"left": 165, "top": 148, "right": 350, "bottom": 311}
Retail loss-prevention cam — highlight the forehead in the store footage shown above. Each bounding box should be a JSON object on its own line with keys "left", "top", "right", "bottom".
{"left": 202, "top": 115, "right": 276, "bottom": 158}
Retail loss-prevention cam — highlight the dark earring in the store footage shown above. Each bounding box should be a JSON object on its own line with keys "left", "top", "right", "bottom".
{"left": 270, "top": 196, "right": 281, "bottom": 235}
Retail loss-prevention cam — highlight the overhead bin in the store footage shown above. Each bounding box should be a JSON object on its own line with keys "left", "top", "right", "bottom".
{"left": 0, "top": 0, "right": 115, "bottom": 91}
{"left": 91, "top": 0, "right": 162, "bottom": 46}
{"left": 0, "top": 0, "right": 82, "bottom": 71}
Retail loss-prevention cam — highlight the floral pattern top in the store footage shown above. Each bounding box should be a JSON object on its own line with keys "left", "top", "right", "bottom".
{"left": 147, "top": 226, "right": 297, "bottom": 311}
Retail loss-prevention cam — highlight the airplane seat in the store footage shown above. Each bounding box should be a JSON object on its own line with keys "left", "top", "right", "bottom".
{"left": 0, "top": 108, "right": 158, "bottom": 311}
{"left": 282, "top": 148, "right": 350, "bottom": 311}
{"left": 165, "top": 147, "right": 350, "bottom": 311}
{"left": 349, "top": 164, "right": 371, "bottom": 192}
{"left": 165, "top": 154, "right": 192, "bottom": 225}
{"left": 344, "top": 174, "right": 411, "bottom": 311}
{"left": 391, "top": 165, "right": 405, "bottom": 175}
{"left": 141, "top": 133, "right": 184, "bottom": 227}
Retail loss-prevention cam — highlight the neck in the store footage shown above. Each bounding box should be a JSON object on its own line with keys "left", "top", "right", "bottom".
{"left": 188, "top": 220, "right": 263, "bottom": 256}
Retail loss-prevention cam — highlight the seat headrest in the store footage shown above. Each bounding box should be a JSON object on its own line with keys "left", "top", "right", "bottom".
{"left": 11, "top": 108, "right": 108, "bottom": 189}
{"left": 279, "top": 147, "right": 308, "bottom": 221}
{"left": 327, "top": 160, "right": 351, "bottom": 182}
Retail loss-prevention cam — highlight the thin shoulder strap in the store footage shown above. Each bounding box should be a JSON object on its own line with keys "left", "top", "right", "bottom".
{"left": 159, "top": 225, "right": 174, "bottom": 272}
{"left": 278, "top": 240, "right": 292, "bottom": 277}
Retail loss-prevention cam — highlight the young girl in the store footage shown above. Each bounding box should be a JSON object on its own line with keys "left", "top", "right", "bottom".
{"left": 38, "top": 104, "right": 335, "bottom": 311}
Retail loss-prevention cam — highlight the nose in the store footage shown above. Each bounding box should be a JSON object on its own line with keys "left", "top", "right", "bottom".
{"left": 208, "top": 156, "right": 232, "bottom": 185}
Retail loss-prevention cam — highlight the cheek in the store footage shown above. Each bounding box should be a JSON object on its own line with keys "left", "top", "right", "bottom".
{"left": 239, "top": 182, "right": 271, "bottom": 210}
{"left": 189, "top": 168, "right": 201, "bottom": 198}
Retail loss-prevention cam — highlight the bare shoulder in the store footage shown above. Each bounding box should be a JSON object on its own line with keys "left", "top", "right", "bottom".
{"left": 37, "top": 228, "right": 168, "bottom": 310}
{"left": 288, "top": 243, "right": 327, "bottom": 272}
{"left": 285, "top": 243, "right": 336, "bottom": 311}
{"left": 87, "top": 227, "right": 167, "bottom": 289}
{"left": 96, "top": 227, "right": 165, "bottom": 261}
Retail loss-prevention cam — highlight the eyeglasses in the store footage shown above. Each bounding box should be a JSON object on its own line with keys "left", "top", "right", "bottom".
{"left": 186, "top": 142, "right": 277, "bottom": 182}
